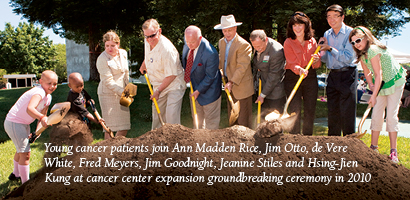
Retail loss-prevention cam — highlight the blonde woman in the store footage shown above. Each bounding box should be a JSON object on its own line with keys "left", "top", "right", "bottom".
{"left": 349, "top": 26, "right": 406, "bottom": 163}
{"left": 97, "top": 30, "right": 130, "bottom": 139}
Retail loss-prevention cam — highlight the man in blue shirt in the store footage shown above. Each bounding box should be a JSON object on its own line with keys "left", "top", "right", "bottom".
{"left": 319, "top": 4, "right": 357, "bottom": 136}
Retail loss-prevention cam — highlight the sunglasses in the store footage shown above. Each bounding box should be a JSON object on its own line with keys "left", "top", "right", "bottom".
{"left": 144, "top": 30, "right": 158, "bottom": 39}
{"left": 350, "top": 37, "right": 364, "bottom": 45}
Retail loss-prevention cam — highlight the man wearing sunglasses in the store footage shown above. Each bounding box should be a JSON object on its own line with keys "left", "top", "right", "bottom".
{"left": 319, "top": 4, "right": 357, "bottom": 137}
{"left": 139, "top": 19, "right": 186, "bottom": 130}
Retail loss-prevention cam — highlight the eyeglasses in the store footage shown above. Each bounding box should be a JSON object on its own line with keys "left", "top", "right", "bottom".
{"left": 144, "top": 30, "right": 158, "bottom": 39}
{"left": 326, "top": 15, "right": 341, "bottom": 20}
{"left": 292, "top": 12, "right": 306, "bottom": 18}
{"left": 351, "top": 37, "right": 364, "bottom": 45}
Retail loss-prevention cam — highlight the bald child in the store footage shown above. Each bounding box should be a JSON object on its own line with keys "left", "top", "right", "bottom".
{"left": 67, "top": 72, "right": 102, "bottom": 124}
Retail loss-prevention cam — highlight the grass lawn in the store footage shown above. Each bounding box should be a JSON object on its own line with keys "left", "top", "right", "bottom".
{"left": 0, "top": 83, "right": 409, "bottom": 197}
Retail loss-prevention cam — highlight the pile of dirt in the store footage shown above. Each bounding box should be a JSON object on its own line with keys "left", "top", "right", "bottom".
{"left": 46, "top": 112, "right": 93, "bottom": 157}
{"left": 5, "top": 120, "right": 410, "bottom": 199}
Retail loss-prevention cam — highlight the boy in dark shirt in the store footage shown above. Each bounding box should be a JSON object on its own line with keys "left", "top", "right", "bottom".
{"left": 67, "top": 72, "right": 103, "bottom": 125}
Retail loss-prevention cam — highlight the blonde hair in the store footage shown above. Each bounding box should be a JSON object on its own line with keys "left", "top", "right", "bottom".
{"left": 142, "top": 19, "right": 160, "bottom": 30}
{"left": 103, "top": 30, "right": 120, "bottom": 44}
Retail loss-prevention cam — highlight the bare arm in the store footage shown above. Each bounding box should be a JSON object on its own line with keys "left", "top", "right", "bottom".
{"left": 27, "top": 94, "right": 48, "bottom": 127}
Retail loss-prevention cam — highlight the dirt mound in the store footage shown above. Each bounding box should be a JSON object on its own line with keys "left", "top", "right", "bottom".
{"left": 5, "top": 121, "right": 410, "bottom": 199}
{"left": 46, "top": 112, "right": 93, "bottom": 157}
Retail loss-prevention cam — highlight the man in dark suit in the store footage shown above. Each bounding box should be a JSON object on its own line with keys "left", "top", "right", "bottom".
{"left": 250, "top": 30, "right": 286, "bottom": 120}
{"left": 182, "top": 25, "right": 222, "bottom": 129}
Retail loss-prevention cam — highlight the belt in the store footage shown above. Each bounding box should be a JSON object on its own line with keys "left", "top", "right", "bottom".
{"left": 330, "top": 66, "right": 355, "bottom": 73}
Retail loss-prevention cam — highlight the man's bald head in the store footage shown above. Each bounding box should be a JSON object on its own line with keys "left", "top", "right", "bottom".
{"left": 184, "top": 25, "right": 202, "bottom": 50}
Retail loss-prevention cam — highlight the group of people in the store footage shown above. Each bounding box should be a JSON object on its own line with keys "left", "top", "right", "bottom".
{"left": 5, "top": 4, "right": 407, "bottom": 184}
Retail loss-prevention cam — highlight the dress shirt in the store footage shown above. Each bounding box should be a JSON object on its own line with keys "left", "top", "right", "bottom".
{"left": 223, "top": 34, "right": 237, "bottom": 75}
{"left": 321, "top": 23, "right": 356, "bottom": 69}
{"left": 284, "top": 37, "right": 321, "bottom": 75}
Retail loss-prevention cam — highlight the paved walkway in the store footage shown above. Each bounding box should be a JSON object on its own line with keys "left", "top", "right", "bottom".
{"left": 314, "top": 117, "right": 410, "bottom": 138}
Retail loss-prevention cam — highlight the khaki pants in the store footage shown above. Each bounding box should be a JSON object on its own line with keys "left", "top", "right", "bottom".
{"left": 152, "top": 89, "right": 185, "bottom": 130}
{"left": 371, "top": 85, "right": 404, "bottom": 132}
{"left": 190, "top": 96, "right": 221, "bottom": 129}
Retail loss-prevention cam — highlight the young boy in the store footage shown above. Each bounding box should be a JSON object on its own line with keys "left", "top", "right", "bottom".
{"left": 4, "top": 70, "right": 58, "bottom": 184}
{"left": 67, "top": 72, "right": 103, "bottom": 125}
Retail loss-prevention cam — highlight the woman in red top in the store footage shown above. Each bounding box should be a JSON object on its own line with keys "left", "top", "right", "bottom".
{"left": 283, "top": 12, "right": 321, "bottom": 135}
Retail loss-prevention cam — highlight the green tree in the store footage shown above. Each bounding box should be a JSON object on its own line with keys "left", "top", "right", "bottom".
{"left": 10, "top": 0, "right": 410, "bottom": 80}
{"left": 0, "top": 22, "right": 57, "bottom": 77}
{"left": 54, "top": 43, "right": 67, "bottom": 83}
{"left": 11, "top": 0, "right": 150, "bottom": 81}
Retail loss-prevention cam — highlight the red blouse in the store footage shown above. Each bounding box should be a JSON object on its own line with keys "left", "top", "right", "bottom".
{"left": 284, "top": 37, "right": 321, "bottom": 75}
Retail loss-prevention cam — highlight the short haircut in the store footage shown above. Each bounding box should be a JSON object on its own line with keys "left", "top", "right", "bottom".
{"left": 103, "top": 30, "right": 120, "bottom": 44}
{"left": 286, "top": 12, "right": 314, "bottom": 40}
{"left": 326, "top": 4, "right": 344, "bottom": 16}
{"left": 142, "top": 19, "right": 160, "bottom": 30}
{"left": 249, "top": 30, "right": 267, "bottom": 42}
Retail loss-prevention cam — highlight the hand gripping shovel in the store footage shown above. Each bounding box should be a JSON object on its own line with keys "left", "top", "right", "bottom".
{"left": 144, "top": 73, "right": 165, "bottom": 126}
{"left": 355, "top": 81, "right": 385, "bottom": 139}
{"left": 29, "top": 102, "right": 71, "bottom": 143}
{"left": 190, "top": 82, "right": 199, "bottom": 129}
{"left": 221, "top": 72, "right": 240, "bottom": 126}
{"left": 265, "top": 41, "right": 323, "bottom": 121}
{"left": 89, "top": 100, "right": 114, "bottom": 138}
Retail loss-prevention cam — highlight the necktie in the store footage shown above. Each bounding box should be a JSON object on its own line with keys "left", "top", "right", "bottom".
{"left": 184, "top": 49, "right": 195, "bottom": 83}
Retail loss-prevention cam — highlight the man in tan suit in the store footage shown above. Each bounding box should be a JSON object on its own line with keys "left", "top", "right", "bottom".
{"left": 214, "top": 15, "right": 254, "bottom": 128}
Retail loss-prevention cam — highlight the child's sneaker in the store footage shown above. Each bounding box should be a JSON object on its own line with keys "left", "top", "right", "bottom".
{"left": 8, "top": 173, "right": 20, "bottom": 181}
{"left": 370, "top": 145, "right": 379, "bottom": 153}
{"left": 388, "top": 152, "right": 399, "bottom": 163}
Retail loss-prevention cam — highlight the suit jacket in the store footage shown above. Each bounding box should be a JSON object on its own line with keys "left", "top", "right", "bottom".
{"left": 96, "top": 49, "right": 129, "bottom": 96}
{"left": 218, "top": 34, "right": 254, "bottom": 99}
{"left": 182, "top": 37, "right": 221, "bottom": 106}
{"left": 253, "top": 37, "right": 286, "bottom": 100}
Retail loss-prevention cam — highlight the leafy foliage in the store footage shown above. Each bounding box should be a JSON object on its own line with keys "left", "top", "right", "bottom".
{"left": 9, "top": 0, "right": 410, "bottom": 81}
{"left": 0, "top": 22, "right": 57, "bottom": 77}
{"left": 54, "top": 44, "right": 67, "bottom": 83}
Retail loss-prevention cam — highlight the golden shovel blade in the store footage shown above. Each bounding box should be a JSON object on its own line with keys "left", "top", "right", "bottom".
{"left": 228, "top": 102, "right": 240, "bottom": 126}
{"left": 264, "top": 110, "right": 294, "bottom": 121}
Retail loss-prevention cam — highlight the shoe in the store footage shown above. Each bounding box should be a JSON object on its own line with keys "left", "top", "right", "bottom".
{"left": 370, "top": 145, "right": 379, "bottom": 153}
{"left": 389, "top": 152, "right": 399, "bottom": 163}
{"left": 8, "top": 173, "right": 21, "bottom": 181}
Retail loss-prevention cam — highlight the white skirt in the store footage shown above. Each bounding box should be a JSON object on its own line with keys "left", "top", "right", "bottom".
{"left": 98, "top": 94, "right": 130, "bottom": 132}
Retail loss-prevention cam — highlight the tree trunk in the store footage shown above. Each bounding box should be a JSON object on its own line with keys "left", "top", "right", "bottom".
{"left": 88, "top": 23, "right": 101, "bottom": 82}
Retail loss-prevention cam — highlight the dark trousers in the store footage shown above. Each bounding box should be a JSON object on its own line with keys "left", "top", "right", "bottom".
{"left": 284, "top": 69, "right": 318, "bottom": 135}
{"left": 228, "top": 94, "right": 253, "bottom": 128}
{"left": 261, "top": 96, "right": 286, "bottom": 122}
{"left": 326, "top": 67, "right": 357, "bottom": 136}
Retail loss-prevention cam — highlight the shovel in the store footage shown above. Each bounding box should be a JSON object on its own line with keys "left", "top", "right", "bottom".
{"left": 89, "top": 100, "right": 114, "bottom": 138}
{"left": 144, "top": 73, "right": 165, "bottom": 126}
{"left": 221, "top": 72, "right": 240, "bottom": 126}
{"left": 29, "top": 102, "right": 71, "bottom": 143}
{"left": 190, "top": 82, "right": 199, "bottom": 129}
{"left": 266, "top": 41, "right": 323, "bottom": 121}
{"left": 355, "top": 81, "right": 385, "bottom": 139}
{"left": 120, "top": 83, "right": 138, "bottom": 107}
{"left": 257, "top": 78, "right": 262, "bottom": 124}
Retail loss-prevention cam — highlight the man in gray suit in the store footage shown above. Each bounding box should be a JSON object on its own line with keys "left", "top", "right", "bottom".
{"left": 250, "top": 29, "right": 286, "bottom": 120}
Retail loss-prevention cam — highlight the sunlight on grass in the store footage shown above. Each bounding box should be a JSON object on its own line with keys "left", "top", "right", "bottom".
{"left": 359, "top": 133, "right": 410, "bottom": 169}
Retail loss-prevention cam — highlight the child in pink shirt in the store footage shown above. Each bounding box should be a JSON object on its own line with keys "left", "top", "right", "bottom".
{"left": 4, "top": 70, "right": 58, "bottom": 184}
